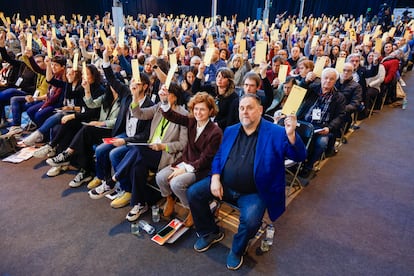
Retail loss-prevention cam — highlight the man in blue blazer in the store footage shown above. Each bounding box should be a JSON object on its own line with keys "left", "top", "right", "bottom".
{"left": 187, "top": 93, "right": 307, "bottom": 270}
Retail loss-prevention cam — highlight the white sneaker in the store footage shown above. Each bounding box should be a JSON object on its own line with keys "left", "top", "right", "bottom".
{"left": 69, "top": 170, "right": 93, "bottom": 188}
{"left": 22, "top": 130, "right": 43, "bottom": 146}
{"left": 126, "top": 203, "right": 148, "bottom": 222}
{"left": 33, "top": 144, "right": 54, "bottom": 158}
{"left": 88, "top": 181, "right": 116, "bottom": 199}
{"left": 46, "top": 165, "right": 68, "bottom": 177}
{"left": 7, "top": 126, "right": 23, "bottom": 138}
{"left": 46, "top": 151, "right": 70, "bottom": 167}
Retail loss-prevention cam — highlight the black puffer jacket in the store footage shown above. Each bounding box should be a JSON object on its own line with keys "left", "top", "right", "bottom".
{"left": 192, "top": 77, "right": 239, "bottom": 130}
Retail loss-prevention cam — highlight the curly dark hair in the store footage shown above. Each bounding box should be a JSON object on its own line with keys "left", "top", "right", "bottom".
{"left": 86, "top": 64, "right": 102, "bottom": 85}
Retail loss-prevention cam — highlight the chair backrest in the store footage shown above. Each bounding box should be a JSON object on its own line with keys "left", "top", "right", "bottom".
{"left": 277, "top": 118, "right": 314, "bottom": 149}
{"left": 295, "top": 121, "right": 314, "bottom": 149}
{"left": 263, "top": 114, "right": 274, "bottom": 123}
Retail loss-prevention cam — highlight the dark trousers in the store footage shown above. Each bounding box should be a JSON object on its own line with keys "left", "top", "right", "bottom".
{"left": 382, "top": 79, "right": 397, "bottom": 104}
{"left": 366, "top": 87, "right": 379, "bottom": 112}
{"left": 114, "top": 146, "right": 161, "bottom": 206}
{"left": 69, "top": 125, "right": 112, "bottom": 173}
{"left": 50, "top": 119, "right": 83, "bottom": 154}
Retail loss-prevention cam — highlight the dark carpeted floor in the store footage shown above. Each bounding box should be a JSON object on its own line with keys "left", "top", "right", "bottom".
{"left": 1, "top": 72, "right": 413, "bottom": 276}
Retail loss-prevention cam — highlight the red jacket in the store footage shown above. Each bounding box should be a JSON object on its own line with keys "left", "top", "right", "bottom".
{"left": 382, "top": 57, "right": 399, "bottom": 84}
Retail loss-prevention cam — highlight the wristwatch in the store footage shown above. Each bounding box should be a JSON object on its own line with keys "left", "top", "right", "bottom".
{"left": 152, "top": 65, "right": 158, "bottom": 70}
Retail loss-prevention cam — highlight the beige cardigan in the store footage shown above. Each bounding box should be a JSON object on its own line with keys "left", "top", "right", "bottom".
{"left": 131, "top": 102, "right": 188, "bottom": 171}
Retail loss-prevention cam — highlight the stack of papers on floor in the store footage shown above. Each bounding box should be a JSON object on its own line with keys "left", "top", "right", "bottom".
{"left": 2, "top": 147, "right": 37, "bottom": 163}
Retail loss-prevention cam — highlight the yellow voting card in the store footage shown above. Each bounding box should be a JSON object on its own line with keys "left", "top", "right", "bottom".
{"left": 131, "top": 59, "right": 141, "bottom": 83}
{"left": 169, "top": 54, "right": 177, "bottom": 67}
{"left": 374, "top": 38, "right": 382, "bottom": 54}
{"left": 335, "top": 57, "right": 345, "bottom": 73}
{"left": 281, "top": 85, "right": 308, "bottom": 115}
{"left": 254, "top": 41, "right": 267, "bottom": 65}
{"left": 203, "top": 47, "right": 215, "bottom": 66}
{"left": 47, "top": 41, "right": 52, "bottom": 58}
{"left": 363, "top": 33, "right": 370, "bottom": 45}
{"left": 73, "top": 52, "right": 79, "bottom": 70}
{"left": 151, "top": 39, "right": 161, "bottom": 57}
{"left": 165, "top": 64, "right": 178, "bottom": 89}
{"left": 239, "top": 39, "right": 246, "bottom": 54}
{"left": 82, "top": 61, "right": 87, "bottom": 79}
{"left": 26, "top": 33, "right": 32, "bottom": 50}
{"left": 313, "top": 56, "right": 327, "bottom": 78}
{"left": 99, "top": 30, "right": 108, "bottom": 47}
{"left": 278, "top": 64, "right": 288, "bottom": 84}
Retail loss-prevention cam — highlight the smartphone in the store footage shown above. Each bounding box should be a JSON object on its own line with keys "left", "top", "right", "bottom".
{"left": 157, "top": 225, "right": 175, "bottom": 238}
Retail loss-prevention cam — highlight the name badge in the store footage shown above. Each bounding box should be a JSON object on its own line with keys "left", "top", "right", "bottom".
{"left": 151, "top": 94, "right": 157, "bottom": 103}
{"left": 153, "top": 137, "right": 161, "bottom": 144}
{"left": 312, "top": 108, "right": 322, "bottom": 120}
{"left": 15, "top": 77, "right": 23, "bottom": 87}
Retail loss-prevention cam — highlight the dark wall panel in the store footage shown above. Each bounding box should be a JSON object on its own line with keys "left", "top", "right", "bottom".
{"left": 303, "top": 0, "right": 398, "bottom": 17}
{"left": 0, "top": 0, "right": 407, "bottom": 21}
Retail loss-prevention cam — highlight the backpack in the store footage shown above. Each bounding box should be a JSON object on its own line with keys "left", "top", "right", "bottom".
{"left": 0, "top": 134, "right": 18, "bottom": 158}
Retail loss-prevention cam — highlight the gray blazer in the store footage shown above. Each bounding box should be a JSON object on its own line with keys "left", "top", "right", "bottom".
{"left": 131, "top": 102, "right": 188, "bottom": 171}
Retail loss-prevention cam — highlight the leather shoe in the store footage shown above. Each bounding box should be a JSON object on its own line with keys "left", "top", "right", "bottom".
{"left": 163, "top": 195, "right": 175, "bottom": 217}
{"left": 183, "top": 211, "right": 193, "bottom": 227}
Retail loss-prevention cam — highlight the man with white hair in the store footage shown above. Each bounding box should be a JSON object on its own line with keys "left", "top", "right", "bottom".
{"left": 287, "top": 46, "right": 302, "bottom": 69}
{"left": 297, "top": 68, "right": 347, "bottom": 179}
{"left": 335, "top": 62, "right": 362, "bottom": 125}
{"left": 346, "top": 53, "right": 379, "bottom": 117}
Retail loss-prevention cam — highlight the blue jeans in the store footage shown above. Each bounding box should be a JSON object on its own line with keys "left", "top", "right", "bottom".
{"left": 95, "top": 133, "right": 130, "bottom": 188}
{"left": 0, "top": 88, "right": 27, "bottom": 119}
{"left": 26, "top": 102, "right": 55, "bottom": 127}
{"left": 10, "top": 96, "right": 41, "bottom": 126}
{"left": 306, "top": 133, "right": 331, "bottom": 169}
{"left": 37, "top": 113, "right": 64, "bottom": 141}
{"left": 187, "top": 176, "right": 267, "bottom": 256}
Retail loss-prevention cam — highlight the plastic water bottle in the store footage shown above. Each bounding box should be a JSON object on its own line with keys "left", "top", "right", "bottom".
{"left": 138, "top": 220, "right": 155, "bottom": 235}
{"left": 131, "top": 223, "right": 141, "bottom": 236}
{"left": 260, "top": 224, "right": 275, "bottom": 252}
{"left": 265, "top": 224, "right": 275, "bottom": 246}
{"left": 402, "top": 98, "right": 407, "bottom": 110}
{"left": 260, "top": 239, "right": 270, "bottom": 252}
{"left": 151, "top": 205, "right": 160, "bottom": 223}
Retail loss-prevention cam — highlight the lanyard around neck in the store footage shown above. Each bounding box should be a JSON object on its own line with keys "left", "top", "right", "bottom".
{"left": 159, "top": 117, "right": 170, "bottom": 137}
